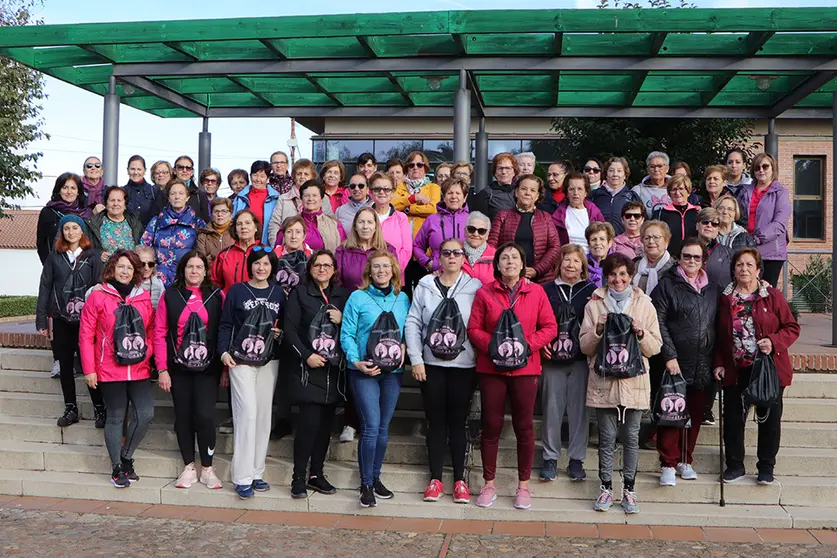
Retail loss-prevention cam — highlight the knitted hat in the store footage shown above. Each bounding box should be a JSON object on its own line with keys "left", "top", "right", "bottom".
{"left": 57, "top": 214, "right": 87, "bottom": 235}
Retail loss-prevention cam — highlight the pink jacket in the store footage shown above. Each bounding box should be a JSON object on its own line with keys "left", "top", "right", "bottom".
{"left": 462, "top": 243, "right": 496, "bottom": 285}
{"left": 378, "top": 207, "right": 412, "bottom": 276}
{"left": 79, "top": 283, "right": 155, "bottom": 383}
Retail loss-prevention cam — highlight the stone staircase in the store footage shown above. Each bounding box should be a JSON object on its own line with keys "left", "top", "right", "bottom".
{"left": 0, "top": 347, "right": 836, "bottom": 527}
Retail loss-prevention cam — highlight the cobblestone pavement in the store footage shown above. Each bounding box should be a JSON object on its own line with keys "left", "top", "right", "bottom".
{"left": 1, "top": 508, "right": 835, "bottom": 558}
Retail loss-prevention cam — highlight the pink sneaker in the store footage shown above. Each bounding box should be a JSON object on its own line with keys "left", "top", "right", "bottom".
{"left": 423, "top": 479, "right": 443, "bottom": 502}
{"left": 199, "top": 466, "right": 223, "bottom": 490}
{"left": 175, "top": 463, "right": 197, "bottom": 489}
{"left": 453, "top": 480, "right": 471, "bottom": 504}
{"left": 514, "top": 486, "right": 532, "bottom": 509}
{"left": 475, "top": 484, "right": 497, "bottom": 508}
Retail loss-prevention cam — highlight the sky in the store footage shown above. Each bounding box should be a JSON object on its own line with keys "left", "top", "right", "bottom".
{"left": 17, "top": 0, "right": 834, "bottom": 206}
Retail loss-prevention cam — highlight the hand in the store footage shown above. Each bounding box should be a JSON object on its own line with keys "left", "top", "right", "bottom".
{"left": 415, "top": 193, "right": 431, "bottom": 205}
{"left": 93, "top": 204, "right": 106, "bottom": 214}
{"left": 524, "top": 267, "right": 537, "bottom": 279}
{"left": 85, "top": 373, "right": 98, "bottom": 389}
{"left": 412, "top": 363, "right": 426, "bottom": 382}
{"left": 541, "top": 345, "right": 553, "bottom": 360}
{"left": 326, "top": 308, "right": 342, "bottom": 325}
{"left": 39, "top": 329, "right": 48, "bottom": 337}
{"left": 306, "top": 353, "right": 327, "bottom": 368}
{"left": 757, "top": 338, "right": 773, "bottom": 354}
{"left": 157, "top": 370, "right": 172, "bottom": 392}
{"left": 631, "top": 317, "right": 645, "bottom": 339}
{"left": 665, "top": 359, "right": 681, "bottom": 376}
{"left": 713, "top": 366, "right": 725, "bottom": 381}
{"left": 425, "top": 261, "right": 434, "bottom": 272}
{"left": 272, "top": 327, "right": 283, "bottom": 342}
{"left": 354, "top": 360, "right": 381, "bottom": 376}
{"left": 101, "top": 251, "right": 110, "bottom": 262}
{"left": 221, "top": 352, "right": 237, "bottom": 368}
{"left": 595, "top": 314, "right": 607, "bottom": 335}
{"left": 220, "top": 369, "right": 230, "bottom": 388}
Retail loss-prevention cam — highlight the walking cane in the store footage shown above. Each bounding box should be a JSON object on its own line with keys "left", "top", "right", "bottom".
{"left": 718, "top": 381, "right": 726, "bottom": 507}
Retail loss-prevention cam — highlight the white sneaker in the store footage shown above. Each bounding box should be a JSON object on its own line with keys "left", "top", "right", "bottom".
{"left": 677, "top": 462, "right": 697, "bottom": 480}
{"left": 176, "top": 463, "right": 198, "bottom": 488}
{"left": 50, "top": 360, "right": 60, "bottom": 378}
{"left": 339, "top": 426, "right": 356, "bottom": 443}
{"left": 660, "top": 466, "right": 677, "bottom": 486}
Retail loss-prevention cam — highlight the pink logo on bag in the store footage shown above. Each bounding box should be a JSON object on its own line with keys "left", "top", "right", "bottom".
{"left": 121, "top": 333, "right": 145, "bottom": 352}
{"left": 605, "top": 344, "right": 629, "bottom": 366}
{"left": 429, "top": 326, "right": 458, "bottom": 349}
{"left": 183, "top": 342, "right": 208, "bottom": 362}
{"left": 241, "top": 335, "right": 266, "bottom": 356}
{"left": 312, "top": 334, "right": 336, "bottom": 354}
{"left": 275, "top": 269, "right": 299, "bottom": 288}
{"left": 65, "top": 298, "right": 84, "bottom": 317}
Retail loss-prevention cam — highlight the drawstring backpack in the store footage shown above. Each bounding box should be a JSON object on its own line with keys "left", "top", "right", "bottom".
{"left": 275, "top": 250, "right": 308, "bottom": 295}
{"left": 653, "top": 371, "right": 690, "bottom": 428}
{"left": 424, "top": 276, "right": 467, "bottom": 361}
{"left": 172, "top": 288, "right": 220, "bottom": 371}
{"left": 595, "top": 313, "right": 644, "bottom": 379}
{"left": 488, "top": 286, "right": 530, "bottom": 372}
{"left": 113, "top": 297, "right": 148, "bottom": 365}
{"left": 229, "top": 285, "right": 278, "bottom": 367}
{"left": 308, "top": 287, "right": 343, "bottom": 366}
{"left": 365, "top": 291, "right": 403, "bottom": 374}
{"left": 545, "top": 284, "right": 581, "bottom": 363}
{"left": 55, "top": 255, "right": 89, "bottom": 323}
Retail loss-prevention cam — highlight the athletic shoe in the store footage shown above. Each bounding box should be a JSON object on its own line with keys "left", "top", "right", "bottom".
{"left": 176, "top": 463, "right": 198, "bottom": 488}
{"left": 453, "top": 480, "right": 470, "bottom": 504}
{"left": 567, "top": 459, "right": 587, "bottom": 481}
{"left": 475, "top": 484, "right": 497, "bottom": 508}
{"left": 111, "top": 465, "right": 130, "bottom": 488}
{"left": 423, "top": 479, "right": 443, "bottom": 502}
{"left": 702, "top": 410, "right": 716, "bottom": 426}
{"left": 677, "top": 462, "right": 698, "bottom": 480}
{"left": 94, "top": 406, "right": 106, "bottom": 429}
{"left": 200, "top": 466, "right": 222, "bottom": 490}
{"left": 218, "top": 418, "right": 234, "bottom": 434}
{"left": 372, "top": 478, "right": 393, "bottom": 499}
{"left": 235, "top": 484, "right": 254, "bottom": 499}
{"left": 593, "top": 486, "right": 613, "bottom": 512}
{"left": 513, "top": 486, "right": 532, "bottom": 510}
{"left": 307, "top": 475, "right": 336, "bottom": 495}
{"left": 251, "top": 479, "right": 270, "bottom": 492}
{"left": 722, "top": 467, "right": 746, "bottom": 483}
{"left": 621, "top": 489, "right": 640, "bottom": 514}
{"left": 539, "top": 459, "right": 557, "bottom": 481}
{"left": 757, "top": 471, "right": 775, "bottom": 485}
{"left": 359, "top": 484, "right": 377, "bottom": 508}
{"left": 56, "top": 405, "right": 79, "bottom": 427}
{"left": 660, "top": 467, "right": 677, "bottom": 487}
{"left": 121, "top": 457, "right": 139, "bottom": 482}
{"left": 339, "top": 426, "right": 356, "bottom": 442}
{"left": 50, "top": 360, "right": 60, "bottom": 378}
{"left": 291, "top": 476, "right": 308, "bottom": 499}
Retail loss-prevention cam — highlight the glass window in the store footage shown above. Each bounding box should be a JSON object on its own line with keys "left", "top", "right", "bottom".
{"left": 312, "top": 140, "right": 327, "bottom": 163}
{"left": 525, "top": 139, "right": 572, "bottom": 165}
{"left": 793, "top": 156, "right": 825, "bottom": 240}
{"left": 325, "top": 139, "right": 373, "bottom": 162}
{"left": 374, "top": 140, "right": 423, "bottom": 163}
{"left": 488, "top": 140, "right": 522, "bottom": 159}
{"left": 424, "top": 140, "right": 454, "bottom": 164}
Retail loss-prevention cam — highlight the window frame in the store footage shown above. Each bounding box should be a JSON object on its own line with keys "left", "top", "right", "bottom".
{"left": 792, "top": 155, "right": 826, "bottom": 241}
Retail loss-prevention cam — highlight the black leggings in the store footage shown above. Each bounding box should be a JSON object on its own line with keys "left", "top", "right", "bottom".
{"left": 170, "top": 365, "right": 221, "bottom": 467}
{"left": 762, "top": 260, "right": 784, "bottom": 289}
{"left": 52, "top": 318, "right": 103, "bottom": 408}
{"left": 419, "top": 365, "right": 477, "bottom": 482}
{"left": 293, "top": 402, "right": 336, "bottom": 479}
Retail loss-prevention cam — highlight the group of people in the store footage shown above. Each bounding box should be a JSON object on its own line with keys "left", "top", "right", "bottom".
{"left": 33, "top": 146, "right": 798, "bottom": 512}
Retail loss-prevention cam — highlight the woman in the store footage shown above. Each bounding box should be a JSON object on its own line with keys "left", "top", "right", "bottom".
{"left": 452, "top": 162, "right": 473, "bottom": 185}
{"left": 467, "top": 243, "right": 557, "bottom": 510}
{"left": 633, "top": 221, "right": 674, "bottom": 295}
{"left": 392, "top": 151, "right": 441, "bottom": 238}
{"left": 212, "top": 210, "right": 261, "bottom": 294}
{"left": 320, "top": 160, "right": 349, "bottom": 213}
{"left": 369, "top": 173, "right": 411, "bottom": 275}
{"left": 672, "top": 161, "right": 690, "bottom": 178}
{"left": 227, "top": 169, "right": 249, "bottom": 198}
{"left": 468, "top": 152, "right": 517, "bottom": 222}
{"left": 406, "top": 239, "right": 482, "bottom": 504}
{"left": 434, "top": 163, "right": 453, "bottom": 185}
{"left": 651, "top": 238, "right": 718, "bottom": 487}
{"left": 715, "top": 195, "right": 756, "bottom": 252}
{"left": 36, "top": 215, "right": 105, "bottom": 427}
{"left": 696, "top": 208, "right": 732, "bottom": 289}
{"left": 725, "top": 147, "right": 752, "bottom": 196}
{"left": 87, "top": 186, "right": 143, "bottom": 262}
{"left": 340, "top": 251, "right": 410, "bottom": 508}
{"left": 585, "top": 222, "right": 615, "bottom": 287}
{"left": 274, "top": 215, "right": 313, "bottom": 296}
{"left": 232, "top": 161, "right": 279, "bottom": 246}
{"left": 154, "top": 252, "right": 224, "bottom": 490}
{"left": 651, "top": 175, "right": 700, "bottom": 259}
{"left": 539, "top": 244, "right": 596, "bottom": 482}
{"left": 284, "top": 250, "right": 349, "bottom": 499}
{"left": 197, "top": 197, "right": 235, "bottom": 269}
{"left": 582, "top": 158, "right": 603, "bottom": 190}
{"left": 267, "top": 158, "right": 328, "bottom": 246}
{"left": 714, "top": 248, "right": 800, "bottom": 485}
{"left": 553, "top": 172, "right": 604, "bottom": 253}
{"left": 736, "top": 154, "right": 790, "bottom": 288}
{"left": 141, "top": 180, "right": 206, "bottom": 287}
{"left": 579, "top": 253, "right": 662, "bottom": 514}
{"left": 81, "top": 156, "right": 105, "bottom": 212}
{"left": 123, "top": 155, "right": 159, "bottom": 226}
{"left": 385, "top": 158, "right": 405, "bottom": 189}
{"left": 151, "top": 161, "right": 173, "bottom": 190}
{"left": 135, "top": 246, "right": 165, "bottom": 310}
{"left": 544, "top": 161, "right": 573, "bottom": 209}
{"left": 79, "top": 250, "right": 156, "bottom": 488}
{"left": 200, "top": 168, "right": 222, "bottom": 202}
{"left": 590, "top": 157, "right": 640, "bottom": 235}
{"left": 269, "top": 151, "right": 294, "bottom": 195}
{"left": 461, "top": 212, "right": 496, "bottom": 285}
{"left": 37, "top": 172, "right": 92, "bottom": 264}
{"left": 413, "top": 177, "right": 470, "bottom": 274}
{"left": 701, "top": 165, "right": 738, "bottom": 208}
{"left": 153, "top": 156, "right": 210, "bottom": 223}
{"left": 335, "top": 207, "right": 396, "bottom": 290}
{"left": 488, "top": 175, "right": 560, "bottom": 284}
{"left": 218, "top": 247, "right": 286, "bottom": 499}
{"left": 612, "top": 201, "right": 646, "bottom": 259}
{"left": 274, "top": 180, "right": 345, "bottom": 252}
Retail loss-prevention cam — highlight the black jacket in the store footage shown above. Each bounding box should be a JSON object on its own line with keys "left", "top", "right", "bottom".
{"left": 283, "top": 281, "right": 349, "bottom": 405}
{"left": 86, "top": 211, "right": 144, "bottom": 252}
{"left": 162, "top": 285, "right": 223, "bottom": 373}
{"left": 650, "top": 267, "right": 718, "bottom": 390}
{"left": 651, "top": 204, "right": 699, "bottom": 259}
{"left": 468, "top": 181, "right": 515, "bottom": 222}
{"left": 542, "top": 280, "right": 597, "bottom": 362}
{"left": 705, "top": 240, "right": 732, "bottom": 291}
{"left": 36, "top": 207, "right": 65, "bottom": 264}
{"left": 123, "top": 180, "right": 160, "bottom": 227}
{"left": 152, "top": 181, "right": 210, "bottom": 223}
{"left": 36, "top": 248, "right": 103, "bottom": 330}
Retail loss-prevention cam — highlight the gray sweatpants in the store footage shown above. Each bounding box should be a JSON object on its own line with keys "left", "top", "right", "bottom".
{"left": 596, "top": 407, "right": 642, "bottom": 486}
{"left": 541, "top": 360, "right": 589, "bottom": 462}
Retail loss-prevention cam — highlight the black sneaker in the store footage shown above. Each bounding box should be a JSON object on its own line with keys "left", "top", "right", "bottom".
{"left": 359, "top": 484, "right": 377, "bottom": 508}
{"left": 56, "top": 405, "right": 79, "bottom": 427}
{"left": 757, "top": 471, "right": 775, "bottom": 485}
{"left": 94, "top": 406, "right": 106, "bottom": 429}
{"left": 270, "top": 420, "right": 293, "bottom": 441}
{"left": 291, "top": 475, "right": 308, "bottom": 499}
{"left": 372, "top": 478, "right": 394, "bottom": 499}
{"left": 111, "top": 465, "right": 130, "bottom": 488}
{"left": 722, "top": 466, "right": 746, "bottom": 483}
{"left": 121, "top": 457, "right": 139, "bottom": 482}
{"left": 307, "top": 475, "right": 336, "bottom": 495}
{"left": 702, "top": 410, "right": 716, "bottom": 426}
{"left": 567, "top": 459, "right": 587, "bottom": 481}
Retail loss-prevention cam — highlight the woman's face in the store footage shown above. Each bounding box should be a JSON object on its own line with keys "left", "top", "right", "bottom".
{"left": 371, "top": 179, "right": 394, "bottom": 206}
{"left": 60, "top": 180, "right": 79, "bottom": 204}
{"left": 439, "top": 242, "right": 465, "bottom": 274}
{"left": 301, "top": 185, "right": 323, "bottom": 212}
{"left": 669, "top": 182, "right": 689, "bottom": 205}
{"left": 754, "top": 158, "right": 773, "bottom": 185}
{"left": 168, "top": 184, "right": 189, "bottom": 210}
{"left": 84, "top": 157, "right": 103, "bottom": 181}
{"left": 359, "top": 160, "right": 377, "bottom": 180}
{"left": 311, "top": 254, "right": 335, "bottom": 284}
{"left": 114, "top": 256, "right": 135, "bottom": 285}
{"left": 517, "top": 157, "right": 535, "bottom": 176}
{"left": 354, "top": 211, "right": 377, "bottom": 242}
{"left": 251, "top": 255, "right": 272, "bottom": 282}
{"left": 201, "top": 174, "right": 219, "bottom": 196}
{"left": 106, "top": 190, "right": 126, "bottom": 217}
{"left": 673, "top": 167, "right": 688, "bottom": 178}
{"left": 138, "top": 252, "right": 155, "bottom": 279}
{"left": 229, "top": 174, "right": 247, "bottom": 194}
{"left": 497, "top": 247, "right": 523, "bottom": 280}
{"left": 184, "top": 256, "right": 206, "bottom": 286}
{"left": 583, "top": 160, "right": 601, "bottom": 183}
{"left": 698, "top": 215, "right": 720, "bottom": 242}
{"left": 369, "top": 256, "right": 394, "bottom": 286}
{"left": 322, "top": 166, "right": 341, "bottom": 188}
{"left": 607, "top": 265, "right": 631, "bottom": 293}
{"left": 235, "top": 214, "right": 257, "bottom": 243}
{"left": 62, "top": 222, "right": 82, "bottom": 245}
{"left": 717, "top": 198, "right": 737, "bottom": 227}
{"left": 128, "top": 160, "right": 145, "bottom": 183}
{"left": 642, "top": 225, "right": 668, "bottom": 260}
{"left": 606, "top": 162, "right": 626, "bottom": 187}
{"left": 567, "top": 179, "right": 587, "bottom": 208}
{"left": 547, "top": 164, "right": 565, "bottom": 192}
{"left": 452, "top": 166, "right": 471, "bottom": 185}
{"left": 174, "top": 159, "right": 194, "bottom": 181}
{"left": 294, "top": 167, "right": 313, "bottom": 188}
{"left": 588, "top": 231, "right": 612, "bottom": 261}
{"left": 622, "top": 207, "right": 645, "bottom": 235}
{"left": 211, "top": 204, "right": 231, "bottom": 227}
{"left": 348, "top": 175, "right": 368, "bottom": 203}
{"left": 559, "top": 252, "right": 583, "bottom": 283}
{"left": 705, "top": 171, "right": 724, "bottom": 196}
{"left": 406, "top": 155, "right": 426, "bottom": 181}
{"left": 435, "top": 167, "right": 451, "bottom": 185}
{"left": 387, "top": 165, "right": 404, "bottom": 185}
{"left": 494, "top": 158, "right": 515, "bottom": 185}
{"left": 284, "top": 222, "right": 305, "bottom": 251}
{"left": 270, "top": 153, "right": 289, "bottom": 177}
{"left": 153, "top": 165, "right": 172, "bottom": 187}
{"left": 734, "top": 253, "right": 760, "bottom": 285}
{"left": 465, "top": 220, "right": 489, "bottom": 248}
{"left": 444, "top": 184, "right": 465, "bottom": 211}
{"left": 726, "top": 152, "right": 745, "bottom": 179}
{"left": 515, "top": 178, "right": 539, "bottom": 210}
{"left": 251, "top": 170, "right": 268, "bottom": 189}
{"left": 679, "top": 244, "right": 703, "bottom": 277}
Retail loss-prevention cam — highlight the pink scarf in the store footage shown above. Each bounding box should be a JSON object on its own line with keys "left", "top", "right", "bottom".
{"left": 678, "top": 266, "right": 708, "bottom": 292}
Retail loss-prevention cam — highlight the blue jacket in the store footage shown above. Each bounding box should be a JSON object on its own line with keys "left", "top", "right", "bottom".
{"left": 340, "top": 285, "right": 411, "bottom": 372}
{"left": 232, "top": 184, "right": 280, "bottom": 245}
{"left": 141, "top": 205, "right": 206, "bottom": 287}
{"left": 123, "top": 180, "right": 160, "bottom": 227}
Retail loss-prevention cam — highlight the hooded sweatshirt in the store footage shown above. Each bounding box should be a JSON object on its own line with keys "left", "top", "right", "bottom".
{"left": 412, "top": 202, "right": 469, "bottom": 272}
{"left": 632, "top": 176, "right": 671, "bottom": 218}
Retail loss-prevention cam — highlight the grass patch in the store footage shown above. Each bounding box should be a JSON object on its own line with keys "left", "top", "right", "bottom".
{"left": 0, "top": 296, "right": 37, "bottom": 318}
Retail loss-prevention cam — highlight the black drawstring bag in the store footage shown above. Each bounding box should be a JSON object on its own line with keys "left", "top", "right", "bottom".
{"left": 230, "top": 286, "right": 277, "bottom": 367}
{"left": 548, "top": 288, "right": 580, "bottom": 363}
{"left": 56, "top": 268, "right": 89, "bottom": 323}
{"left": 275, "top": 250, "right": 307, "bottom": 294}
{"left": 113, "top": 303, "right": 148, "bottom": 365}
{"left": 366, "top": 310, "right": 403, "bottom": 373}
{"left": 653, "top": 371, "right": 690, "bottom": 428}
{"left": 595, "top": 313, "right": 644, "bottom": 379}
{"left": 309, "top": 304, "right": 342, "bottom": 366}
{"left": 172, "top": 289, "right": 219, "bottom": 371}
{"left": 424, "top": 280, "right": 467, "bottom": 360}
{"left": 742, "top": 352, "right": 780, "bottom": 422}
{"left": 488, "top": 292, "right": 530, "bottom": 372}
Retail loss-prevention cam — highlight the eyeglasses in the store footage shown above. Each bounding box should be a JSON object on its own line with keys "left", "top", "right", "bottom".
{"left": 669, "top": 187, "right": 689, "bottom": 193}
{"left": 466, "top": 225, "right": 489, "bottom": 236}
{"left": 583, "top": 166, "right": 601, "bottom": 173}
{"left": 453, "top": 171, "right": 470, "bottom": 177}
{"left": 758, "top": 163, "right": 771, "bottom": 171}
{"left": 371, "top": 187, "right": 393, "bottom": 193}
{"left": 648, "top": 164, "right": 667, "bottom": 170}
{"left": 700, "top": 219, "right": 720, "bottom": 227}
{"left": 202, "top": 178, "right": 218, "bottom": 184}
{"left": 212, "top": 209, "right": 231, "bottom": 215}
{"left": 348, "top": 182, "right": 367, "bottom": 190}
{"left": 681, "top": 253, "right": 703, "bottom": 261}
{"left": 623, "top": 213, "right": 643, "bottom": 220}
{"left": 153, "top": 170, "right": 170, "bottom": 176}
{"left": 141, "top": 261, "right": 156, "bottom": 269}
{"left": 496, "top": 166, "right": 514, "bottom": 172}
{"left": 176, "top": 165, "right": 193, "bottom": 171}
{"left": 85, "top": 163, "right": 102, "bottom": 169}
{"left": 252, "top": 246, "right": 273, "bottom": 253}
{"left": 643, "top": 234, "right": 663, "bottom": 242}
{"left": 271, "top": 160, "right": 288, "bottom": 165}
{"left": 441, "top": 249, "right": 465, "bottom": 258}
{"left": 312, "top": 263, "right": 334, "bottom": 270}
{"left": 407, "top": 162, "right": 425, "bottom": 169}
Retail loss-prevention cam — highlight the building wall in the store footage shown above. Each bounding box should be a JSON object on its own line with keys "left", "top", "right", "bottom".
{"left": 0, "top": 249, "right": 42, "bottom": 296}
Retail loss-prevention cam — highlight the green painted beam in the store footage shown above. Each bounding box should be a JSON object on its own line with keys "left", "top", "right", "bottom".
{"left": 333, "top": 92, "right": 410, "bottom": 106}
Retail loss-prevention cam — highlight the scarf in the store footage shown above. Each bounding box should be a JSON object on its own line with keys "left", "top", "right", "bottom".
{"left": 405, "top": 175, "right": 430, "bottom": 195}
{"left": 603, "top": 182, "right": 625, "bottom": 196}
{"left": 212, "top": 221, "right": 231, "bottom": 237}
{"left": 677, "top": 266, "right": 709, "bottom": 292}
{"left": 464, "top": 242, "right": 488, "bottom": 266}
{"left": 632, "top": 250, "right": 671, "bottom": 294}
{"left": 269, "top": 172, "right": 294, "bottom": 196}
{"left": 109, "top": 279, "right": 133, "bottom": 300}
{"left": 46, "top": 199, "right": 93, "bottom": 220}
{"left": 606, "top": 286, "right": 632, "bottom": 313}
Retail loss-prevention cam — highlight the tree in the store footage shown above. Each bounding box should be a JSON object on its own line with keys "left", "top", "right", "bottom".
{"left": 0, "top": 0, "right": 47, "bottom": 217}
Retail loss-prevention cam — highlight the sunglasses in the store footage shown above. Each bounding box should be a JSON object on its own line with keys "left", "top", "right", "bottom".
{"left": 700, "top": 219, "right": 720, "bottom": 227}
{"left": 371, "top": 187, "right": 393, "bottom": 193}
{"left": 85, "top": 163, "right": 102, "bottom": 169}
{"left": 407, "top": 162, "right": 425, "bottom": 169}
{"left": 202, "top": 178, "right": 218, "bottom": 184}
{"left": 758, "top": 163, "right": 771, "bottom": 171}
{"left": 176, "top": 165, "right": 193, "bottom": 171}
{"left": 252, "top": 246, "right": 273, "bottom": 253}
{"left": 348, "top": 182, "right": 367, "bottom": 190}
{"left": 466, "top": 225, "right": 489, "bottom": 236}
{"left": 623, "top": 213, "right": 643, "bottom": 220}
{"left": 441, "top": 249, "right": 465, "bottom": 258}
{"left": 681, "top": 253, "right": 703, "bottom": 261}
{"left": 583, "top": 166, "right": 601, "bottom": 173}
{"left": 141, "top": 261, "right": 156, "bottom": 268}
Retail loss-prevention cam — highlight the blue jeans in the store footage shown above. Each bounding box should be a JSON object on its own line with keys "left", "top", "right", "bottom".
{"left": 349, "top": 369, "right": 403, "bottom": 486}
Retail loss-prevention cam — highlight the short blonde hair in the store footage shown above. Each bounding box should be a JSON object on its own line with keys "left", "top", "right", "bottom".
{"left": 666, "top": 174, "right": 692, "bottom": 195}
{"left": 556, "top": 244, "right": 589, "bottom": 281}
{"left": 713, "top": 193, "right": 741, "bottom": 221}
{"left": 441, "top": 177, "right": 470, "bottom": 198}
{"left": 360, "top": 250, "right": 402, "bottom": 295}
{"left": 585, "top": 221, "right": 615, "bottom": 242}
{"left": 641, "top": 219, "right": 672, "bottom": 243}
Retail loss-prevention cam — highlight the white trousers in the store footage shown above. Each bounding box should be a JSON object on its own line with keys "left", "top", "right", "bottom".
{"left": 229, "top": 360, "right": 279, "bottom": 486}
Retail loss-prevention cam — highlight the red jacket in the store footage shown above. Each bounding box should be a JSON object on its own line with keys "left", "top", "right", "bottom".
{"left": 487, "top": 208, "right": 561, "bottom": 284}
{"left": 462, "top": 243, "right": 496, "bottom": 285}
{"left": 79, "top": 283, "right": 155, "bottom": 383}
{"left": 467, "top": 279, "right": 557, "bottom": 376}
{"left": 714, "top": 281, "right": 800, "bottom": 387}
{"left": 211, "top": 243, "right": 259, "bottom": 294}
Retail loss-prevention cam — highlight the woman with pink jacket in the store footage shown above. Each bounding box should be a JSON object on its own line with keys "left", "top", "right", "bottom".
{"left": 80, "top": 249, "right": 156, "bottom": 489}
{"left": 369, "top": 172, "right": 411, "bottom": 275}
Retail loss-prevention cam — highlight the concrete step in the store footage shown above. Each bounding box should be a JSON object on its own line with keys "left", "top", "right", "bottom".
{"left": 710, "top": 397, "right": 837, "bottom": 423}
{"left": 0, "top": 370, "right": 172, "bottom": 401}
{"left": 0, "top": 349, "right": 54, "bottom": 372}
{"left": 696, "top": 421, "right": 837, "bottom": 449}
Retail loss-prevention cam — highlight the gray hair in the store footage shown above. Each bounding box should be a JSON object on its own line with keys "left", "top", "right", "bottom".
{"left": 697, "top": 207, "right": 720, "bottom": 222}
{"left": 646, "top": 151, "right": 670, "bottom": 166}
{"left": 516, "top": 152, "right": 536, "bottom": 164}
{"left": 467, "top": 211, "right": 491, "bottom": 232}
{"left": 134, "top": 245, "right": 155, "bottom": 259}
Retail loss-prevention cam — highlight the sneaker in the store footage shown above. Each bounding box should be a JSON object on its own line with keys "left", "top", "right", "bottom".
{"left": 200, "top": 466, "right": 222, "bottom": 490}
{"left": 56, "top": 405, "right": 79, "bottom": 427}
{"left": 453, "top": 480, "right": 470, "bottom": 504}
{"left": 359, "top": 484, "right": 377, "bottom": 508}
{"left": 567, "top": 459, "right": 587, "bottom": 481}
{"left": 218, "top": 417, "right": 234, "bottom": 434}
{"left": 50, "top": 360, "right": 60, "bottom": 378}
{"left": 270, "top": 420, "right": 293, "bottom": 441}
{"left": 291, "top": 476, "right": 308, "bottom": 499}
{"left": 513, "top": 486, "right": 532, "bottom": 510}
{"left": 677, "top": 462, "right": 697, "bottom": 480}
{"left": 757, "top": 471, "right": 775, "bottom": 485}
{"left": 176, "top": 463, "right": 198, "bottom": 488}
{"left": 660, "top": 466, "right": 677, "bottom": 487}
{"left": 235, "top": 483, "right": 254, "bottom": 499}
{"left": 702, "top": 410, "right": 716, "bottom": 426}
{"left": 372, "top": 478, "right": 393, "bottom": 499}
{"left": 307, "top": 475, "right": 336, "bottom": 495}
{"left": 121, "top": 457, "right": 139, "bottom": 482}
{"left": 251, "top": 478, "right": 270, "bottom": 492}
{"left": 475, "top": 484, "right": 497, "bottom": 508}
{"left": 423, "top": 479, "right": 444, "bottom": 502}
{"left": 593, "top": 486, "right": 613, "bottom": 512}
{"left": 111, "top": 465, "right": 130, "bottom": 488}
{"left": 339, "top": 425, "right": 356, "bottom": 442}
{"left": 539, "top": 458, "right": 557, "bottom": 481}
{"left": 621, "top": 489, "right": 640, "bottom": 514}
{"left": 93, "top": 406, "right": 106, "bottom": 429}
{"left": 722, "top": 466, "right": 746, "bottom": 483}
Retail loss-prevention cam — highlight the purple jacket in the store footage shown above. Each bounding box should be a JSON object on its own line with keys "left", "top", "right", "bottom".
{"left": 736, "top": 181, "right": 790, "bottom": 261}
{"left": 335, "top": 243, "right": 397, "bottom": 289}
{"left": 413, "top": 203, "right": 469, "bottom": 271}
{"left": 552, "top": 200, "right": 605, "bottom": 245}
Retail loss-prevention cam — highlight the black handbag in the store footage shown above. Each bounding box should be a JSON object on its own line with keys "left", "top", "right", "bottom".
{"left": 742, "top": 352, "right": 780, "bottom": 417}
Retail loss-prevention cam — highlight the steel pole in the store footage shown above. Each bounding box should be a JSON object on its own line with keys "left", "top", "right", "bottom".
{"left": 475, "top": 118, "right": 489, "bottom": 194}
{"left": 765, "top": 118, "right": 779, "bottom": 158}
{"left": 198, "top": 117, "right": 212, "bottom": 173}
{"left": 102, "top": 75, "right": 120, "bottom": 187}
{"left": 832, "top": 93, "right": 837, "bottom": 345}
{"left": 454, "top": 69, "right": 471, "bottom": 164}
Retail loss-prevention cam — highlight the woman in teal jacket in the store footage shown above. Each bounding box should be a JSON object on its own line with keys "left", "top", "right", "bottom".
{"left": 340, "top": 250, "right": 410, "bottom": 509}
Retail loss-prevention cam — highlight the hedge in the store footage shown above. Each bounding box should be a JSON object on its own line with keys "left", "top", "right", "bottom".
{"left": 0, "top": 296, "right": 38, "bottom": 318}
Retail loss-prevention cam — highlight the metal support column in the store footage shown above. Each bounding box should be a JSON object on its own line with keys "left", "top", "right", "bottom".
{"left": 198, "top": 117, "right": 212, "bottom": 173}
{"left": 765, "top": 118, "right": 779, "bottom": 158}
{"left": 102, "top": 75, "right": 120, "bottom": 187}
{"left": 475, "top": 118, "right": 489, "bottom": 193}
{"left": 832, "top": 93, "right": 837, "bottom": 345}
{"left": 454, "top": 69, "right": 471, "bottom": 164}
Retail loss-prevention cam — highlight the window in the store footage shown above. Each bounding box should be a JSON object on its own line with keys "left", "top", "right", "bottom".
{"left": 488, "top": 140, "right": 522, "bottom": 159}
{"left": 793, "top": 156, "right": 825, "bottom": 240}
{"left": 326, "top": 139, "right": 373, "bottom": 162}
{"left": 374, "top": 140, "right": 423, "bottom": 163}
